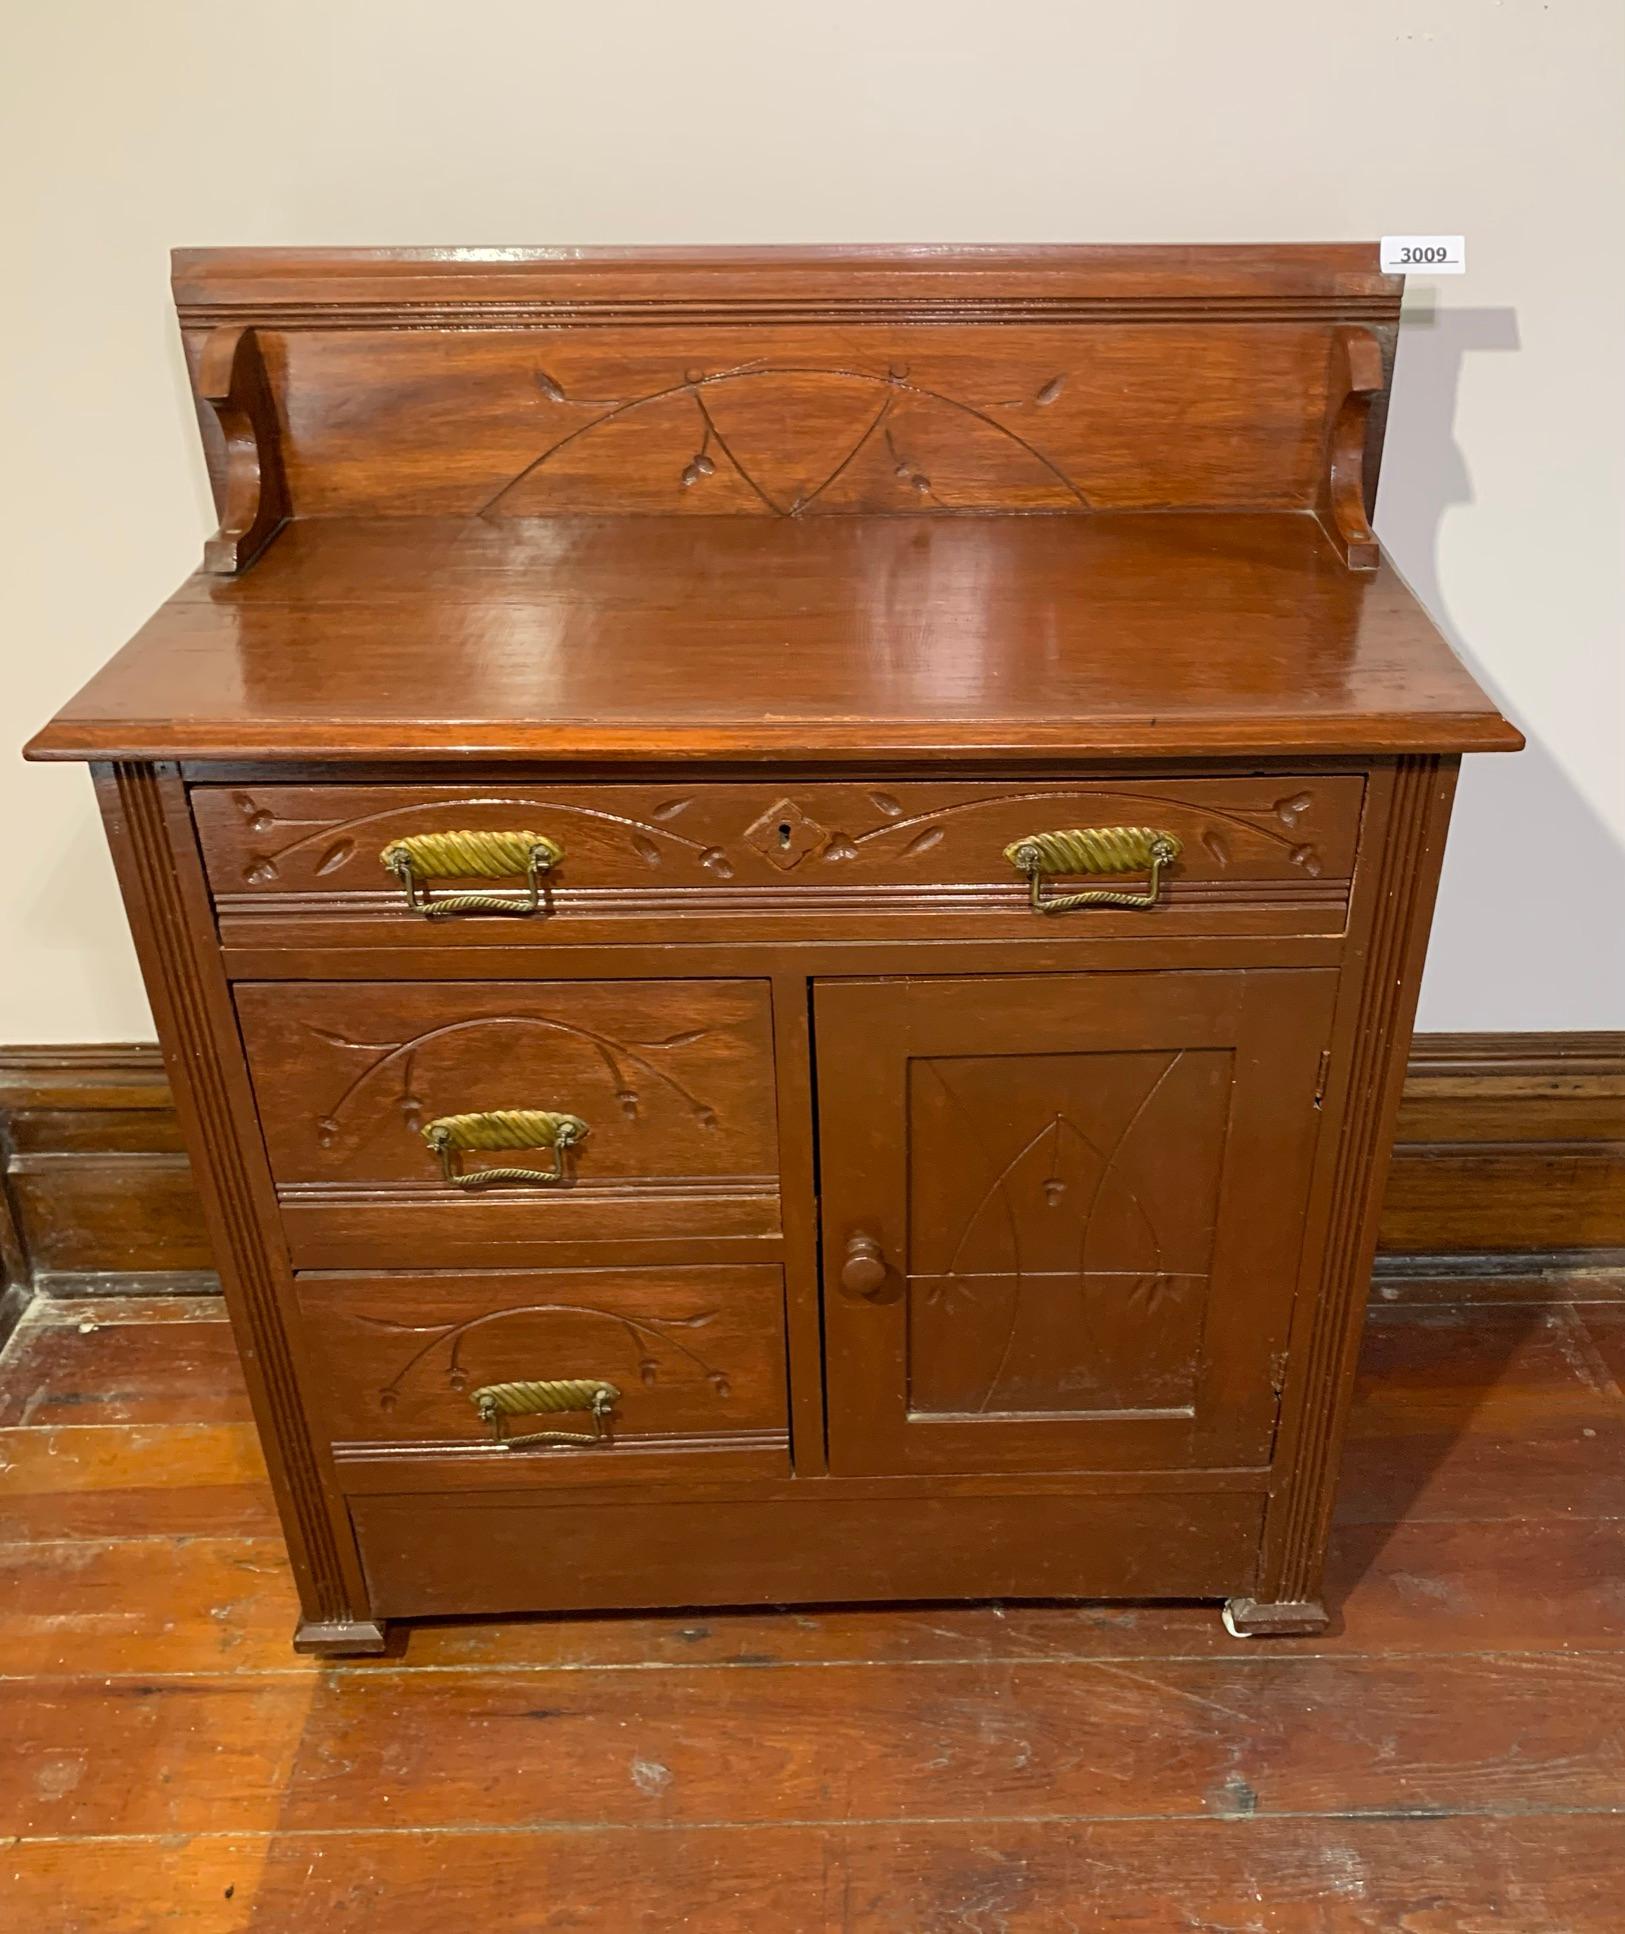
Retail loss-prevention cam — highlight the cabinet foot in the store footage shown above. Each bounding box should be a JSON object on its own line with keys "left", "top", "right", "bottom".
{"left": 1222, "top": 1596, "right": 1328, "bottom": 1639}
{"left": 293, "top": 1617, "right": 388, "bottom": 1657}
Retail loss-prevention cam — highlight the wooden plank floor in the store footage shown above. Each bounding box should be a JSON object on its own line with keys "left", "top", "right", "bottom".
{"left": 3, "top": 1284, "right": 1624, "bottom": 1929}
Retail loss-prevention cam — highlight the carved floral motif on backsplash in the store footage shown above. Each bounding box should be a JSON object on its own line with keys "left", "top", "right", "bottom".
{"left": 478, "top": 360, "right": 1091, "bottom": 517}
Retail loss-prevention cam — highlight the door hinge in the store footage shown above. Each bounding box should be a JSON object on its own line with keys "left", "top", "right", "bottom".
{"left": 1313, "top": 1048, "right": 1332, "bottom": 1108}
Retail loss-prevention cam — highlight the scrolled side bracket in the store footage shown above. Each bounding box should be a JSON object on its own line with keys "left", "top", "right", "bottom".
{"left": 1314, "top": 325, "right": 1385, "bottom": 571}
{"left": 196, "top": 324, "right": 289, "bottom": 574}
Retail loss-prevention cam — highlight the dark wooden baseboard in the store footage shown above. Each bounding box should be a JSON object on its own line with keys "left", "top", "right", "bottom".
{"left": 1381, "top": 1032, "right": 1625, "bottom": 1259}
{"left": 0, "top": 1046, "right": 216, "bottom": 1322}
{"left": 3, "top": 1032, "right": 1623, "bottom": 1327}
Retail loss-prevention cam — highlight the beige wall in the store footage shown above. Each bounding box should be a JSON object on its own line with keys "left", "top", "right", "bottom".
{"left": 3, "top": 0, "right": 1621, "bottom": 1039}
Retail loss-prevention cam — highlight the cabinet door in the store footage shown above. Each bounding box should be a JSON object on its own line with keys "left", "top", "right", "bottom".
{"left": 815, "top": 970, "right": 1335, "bottom": 1476}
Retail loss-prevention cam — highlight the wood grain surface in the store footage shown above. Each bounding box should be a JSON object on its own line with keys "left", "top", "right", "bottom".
{"left": 26, "top": 514, "right": 1521, "bottom": 764}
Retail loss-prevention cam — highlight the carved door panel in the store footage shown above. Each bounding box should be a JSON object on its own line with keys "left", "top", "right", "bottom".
{"left": 816, "top": 970, "right": 1336, "bottom": 1476}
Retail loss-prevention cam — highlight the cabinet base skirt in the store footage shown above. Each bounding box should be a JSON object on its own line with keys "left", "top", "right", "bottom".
{"left": 349, "top": 1488, "right": 1267, "bottom": 1621}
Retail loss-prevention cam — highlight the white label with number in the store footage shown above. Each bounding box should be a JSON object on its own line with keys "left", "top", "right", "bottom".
{"left": 1380, "top": 235, "right": 1466, "bottom": 274}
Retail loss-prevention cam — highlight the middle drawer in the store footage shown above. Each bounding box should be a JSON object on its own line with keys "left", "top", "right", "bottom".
{"left": 236, "top": 979, "right": 781, "bottom": 1267}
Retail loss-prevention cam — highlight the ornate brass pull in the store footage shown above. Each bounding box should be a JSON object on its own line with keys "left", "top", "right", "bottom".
{"left": 840, "top": 1231, "right": 890, "bottom": 1300}
{"left": 423, "top": 1109, "right": 589, "bottom": 1188}
{"left": 1004, "top": 826, "right": 1182, "bottom": 913}
{"left": 470, "top": 1377, "right": 620, "bottom": 1450}
{"left": 380, "top": 830, "right": 562, "bottom": 917}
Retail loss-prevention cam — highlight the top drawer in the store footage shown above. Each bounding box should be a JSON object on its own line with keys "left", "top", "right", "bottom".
{"left": 193, "top": 775, "right": 1364, "bottom": 948}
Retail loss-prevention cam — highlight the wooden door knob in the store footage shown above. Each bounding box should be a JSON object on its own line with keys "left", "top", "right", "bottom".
{"left": 840, "top": 1231, "right": 889, "bottom": 1299}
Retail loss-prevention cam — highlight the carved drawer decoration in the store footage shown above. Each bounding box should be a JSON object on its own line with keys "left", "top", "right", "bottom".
{"left": 296, "top": 1266, "right": 789, "bottom": 1486}
{"left": 194, "top": 773, "right": 1363, "bottom": 945}
{"left": 234, "top": 979, "right": 780, "bottom": 1266}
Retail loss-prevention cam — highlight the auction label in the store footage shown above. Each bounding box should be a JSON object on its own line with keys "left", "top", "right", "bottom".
{"left": 1380, "top": 235, "right": 1466, "bottom": 274}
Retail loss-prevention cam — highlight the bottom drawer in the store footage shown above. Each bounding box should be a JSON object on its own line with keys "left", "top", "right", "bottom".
{"left": 350, "top": 1489, "right": 1266, "bottom": 1619}
{"left": 296, "top": 1265, "right": 789, "bottom": 1487}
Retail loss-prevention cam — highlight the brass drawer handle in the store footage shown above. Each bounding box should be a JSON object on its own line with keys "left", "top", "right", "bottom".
{"left": 423, "top": 1109, "right": 589, "bottom": 1188}
{"left": 1004, "top": 826, "right": 1181, "bottom": 913}
{"left": 471, "top": 1377, "right": 620, "bottom": 1450}
{"left": 380, "top": 830, "right": 562, "bottom": 917}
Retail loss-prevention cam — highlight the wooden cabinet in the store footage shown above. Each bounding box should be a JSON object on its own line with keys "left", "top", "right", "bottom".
{"left": 27, "top": 245, "right": 1521, "bottom": 1652}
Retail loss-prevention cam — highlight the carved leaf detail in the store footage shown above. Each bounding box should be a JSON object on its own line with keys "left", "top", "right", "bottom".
{"left": 483, "top": 364, "right": 1093, "bottom": 518}
{"left": 647, "top": 1029, "right": 709, "bottom": 1049}
{"left": 700, "top": 847, "right": 735, "bottom": 879}
{"left": 314, "top": 839, "right": 355, "bottom": 876}
{"left": 900, "top": 826, "right": 945, "bottom": 859}
{"left": 1200, "top": 829, "right": 1231, "bottom": 866}
{"left": 1289, "top": 844, "right": 1323, "bottom": 878}
{"left": 303, "top": 1024, "right": 400, "bottom": 1051}
{"left": 244, "top": 856, "right": 279, "bottom": 884}
{"left": 822, "top": 834, "right": 857, "bottom": 861}
{"left": 307, "top": 1011, "right": 721, "bottom": 1144}
{"left": 1275, "top": 792, "right": 1314, "bottom": 828}
{"left": 869, "top": 792, "right": 903, "bottom": 817}
{"left": 366, "top": 1295, "right": 732, "bottom": 1419}
{"left": 628, "top": 833, "right": 662, "bottom": 868}
{"left": 233, "top": 792, "right": 275, "bottom": 832}
{"left": 1129, "top": 1275, "right": 1175, "bottom": 1315}
{"left": 649, "top": 798, "right": 692, "bottom": 821}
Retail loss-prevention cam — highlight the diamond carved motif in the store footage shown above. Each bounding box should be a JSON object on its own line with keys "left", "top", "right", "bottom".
{"left": 743, "top": 798, "right": 830, "bottom": 871}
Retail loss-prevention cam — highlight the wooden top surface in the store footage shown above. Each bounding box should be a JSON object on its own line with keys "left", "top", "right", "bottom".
{"left": 29, "top": 512, "right": 1520, "bottom": 765}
